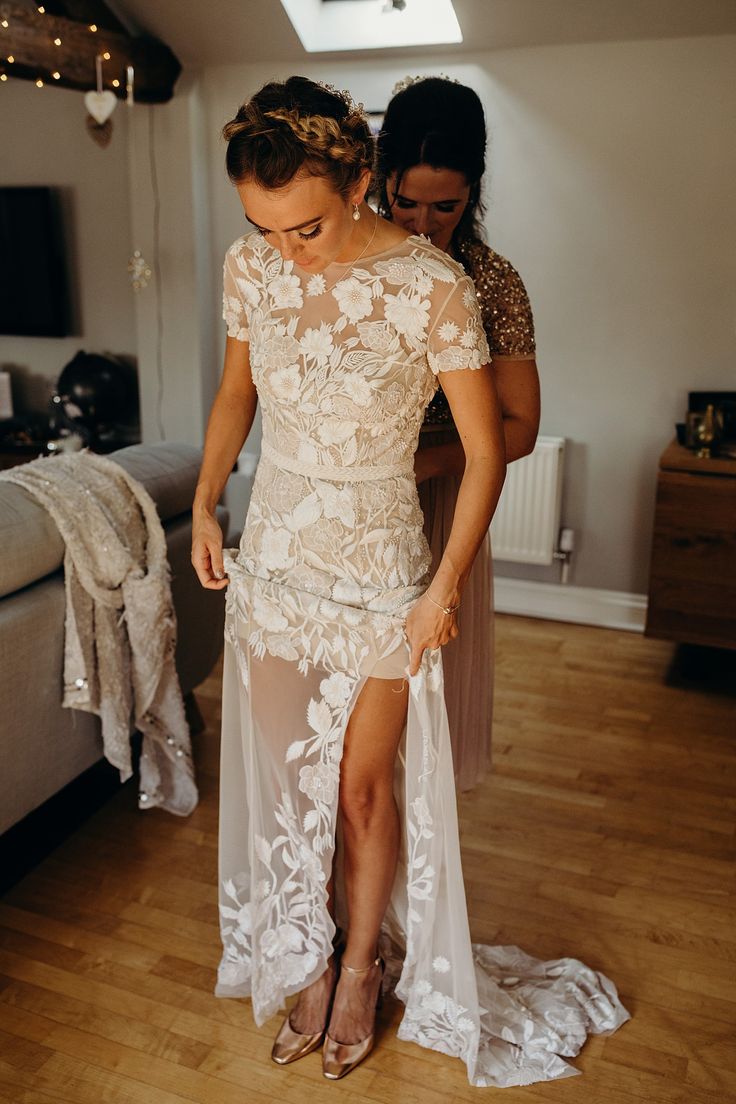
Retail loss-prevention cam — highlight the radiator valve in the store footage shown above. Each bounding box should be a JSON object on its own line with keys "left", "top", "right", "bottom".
{"left": 553, "top": 527, "right": 575, "bottom": 584}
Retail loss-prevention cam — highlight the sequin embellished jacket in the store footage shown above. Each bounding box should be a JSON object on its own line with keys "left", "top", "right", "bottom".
{"left": 423, "top": 239, "right": 536, "bottom": 427}
{"left": 0, "top": 452, "right": 198, "bottom": 817}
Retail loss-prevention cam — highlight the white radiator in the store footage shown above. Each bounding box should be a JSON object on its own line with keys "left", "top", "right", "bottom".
{"left": 490, "top": 436, "right": 565, "bottom": 565}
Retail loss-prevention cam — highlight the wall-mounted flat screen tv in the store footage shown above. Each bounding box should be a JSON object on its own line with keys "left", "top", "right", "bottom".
{"left": 0, "top": 186, "right": 71, "bottom": 338}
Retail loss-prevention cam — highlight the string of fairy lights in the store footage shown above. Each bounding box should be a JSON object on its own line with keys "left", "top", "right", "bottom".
{"left": 1, "top": 1, "right": 167, "bottom": 435}
{"left": 0, "top": 2, "right": 120, "bottom": 89}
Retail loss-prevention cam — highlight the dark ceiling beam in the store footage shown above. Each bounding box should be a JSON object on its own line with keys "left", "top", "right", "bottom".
{"left": 33, "top": 1, "right": 129, "bottom": 35}
{"left": 0, "top": 1, "right": 181, "bottom": 103}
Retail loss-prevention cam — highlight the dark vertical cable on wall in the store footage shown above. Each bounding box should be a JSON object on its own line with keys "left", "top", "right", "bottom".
{"left": 148, "top": 105, "right": 165, "bottom": 441}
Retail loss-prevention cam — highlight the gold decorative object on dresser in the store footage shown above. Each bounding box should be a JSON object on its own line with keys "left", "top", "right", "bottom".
{"left": 645, "top": 439, "right": 736, "bottom": 650}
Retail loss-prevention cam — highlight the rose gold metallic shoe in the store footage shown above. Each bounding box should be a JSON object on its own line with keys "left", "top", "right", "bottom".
{"left": 271, "top": 1013, "right": 325, "bottom": 1066}
{"left": 271, "top": 930, "right": 344, "bottom": 1066}
{"left": 322, "top": 955, "right": 385, "bottom": 1080}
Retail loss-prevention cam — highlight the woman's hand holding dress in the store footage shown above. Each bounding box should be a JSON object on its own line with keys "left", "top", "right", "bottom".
{"left": 405, "top": 598, "right": 459, "bottom": 675}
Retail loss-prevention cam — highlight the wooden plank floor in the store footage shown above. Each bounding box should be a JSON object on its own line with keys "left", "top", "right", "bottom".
{"left": 1, "top": 616, "right": 735, "bottom": 1103}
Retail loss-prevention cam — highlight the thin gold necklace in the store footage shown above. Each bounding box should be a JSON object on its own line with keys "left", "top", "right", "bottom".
{"left": 320, "top": 210, "right": 379, "bottom": 295}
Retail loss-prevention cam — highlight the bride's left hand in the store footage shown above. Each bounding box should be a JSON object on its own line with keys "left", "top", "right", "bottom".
{"left": 405, "top": 595, "right": 459, "bottom": 677}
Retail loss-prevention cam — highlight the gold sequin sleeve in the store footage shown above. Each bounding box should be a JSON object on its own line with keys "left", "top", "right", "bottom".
{"left": 422, "top": 239, "right": 536, "bottom": 427}
{"left": 463, "top": 240, "right": 536, "bottom": 358}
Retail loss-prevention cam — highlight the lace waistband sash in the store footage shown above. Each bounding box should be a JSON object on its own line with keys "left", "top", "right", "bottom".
{"left": 260, "top": 441, "right": 415, "bottom": 484}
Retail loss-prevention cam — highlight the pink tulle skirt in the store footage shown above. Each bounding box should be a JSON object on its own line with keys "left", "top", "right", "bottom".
{"left": 418, "top": 462, "right": 493, "bottom": 792}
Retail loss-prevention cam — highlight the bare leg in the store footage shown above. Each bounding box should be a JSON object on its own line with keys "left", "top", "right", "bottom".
{"left": 327, "top": 674, "right": 408, "bottom": 1044}
{"left": 287, "top": 951, "right": 339, "bottom": 1034}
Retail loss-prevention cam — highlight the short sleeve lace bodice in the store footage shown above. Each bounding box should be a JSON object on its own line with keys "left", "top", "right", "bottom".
{"left": 223, "top": 232, "right": 490, "bottom": 476}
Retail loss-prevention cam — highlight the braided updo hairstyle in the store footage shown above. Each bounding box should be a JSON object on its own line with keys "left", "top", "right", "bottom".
{"left": 376, "top": 77, "right": 487, "bottom": 250}
{"left": 223, "top": 76, "right": 374, "bottom": 199}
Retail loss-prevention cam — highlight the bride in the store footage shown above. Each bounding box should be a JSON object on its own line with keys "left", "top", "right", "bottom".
{"left": 191, "top": 75, "right": 628, "bottom": 1087}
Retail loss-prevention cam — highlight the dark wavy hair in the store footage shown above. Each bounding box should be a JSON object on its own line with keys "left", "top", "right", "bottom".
{"left": 376, "top": 77, "right": 487, "bottom": 250}
{"left": 223, "top": 75, "right": 374, "bottom": 199}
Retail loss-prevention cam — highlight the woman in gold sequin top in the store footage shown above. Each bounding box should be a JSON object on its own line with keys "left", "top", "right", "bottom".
{"left": 377, "top": 77, "right": 541, "bottom": 791}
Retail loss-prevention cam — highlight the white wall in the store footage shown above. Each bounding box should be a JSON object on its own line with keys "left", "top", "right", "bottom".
{"left": 483, "top": 36, "right": 736, "bottom": 595}
{"left": 126, "top": 73, "right": 215, "bottom": 445}
{"left": 8, "top": 33, "right": 733, "bottom": 600}
{"left": 198, "top": 36, "right": 736, "bottom": 594}
{"left": 0, "top": 79, "right": 136, "bottom": 415}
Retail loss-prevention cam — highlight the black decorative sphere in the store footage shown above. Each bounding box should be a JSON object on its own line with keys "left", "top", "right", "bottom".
{"left": 55, "top": 351, "right": 138, "bottom": 441}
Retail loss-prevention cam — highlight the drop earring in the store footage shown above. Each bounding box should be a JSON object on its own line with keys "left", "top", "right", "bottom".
{"left": 352, "top": 204, "right": 361, "bottom": 221}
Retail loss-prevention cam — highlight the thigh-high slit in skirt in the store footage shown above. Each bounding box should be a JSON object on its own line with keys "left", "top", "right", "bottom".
{"left": 215, "top": 464, "right": 629, "bottom": 1088}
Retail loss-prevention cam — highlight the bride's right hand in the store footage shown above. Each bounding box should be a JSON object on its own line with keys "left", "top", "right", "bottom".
{"left": 191, "top": 509, "right": 228, "bottom": 590}
{"left": 405, "top": 594, "right": 459, "bottom": 676}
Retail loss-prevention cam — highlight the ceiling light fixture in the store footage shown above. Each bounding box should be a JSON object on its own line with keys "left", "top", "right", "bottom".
{"left": 281, "top": 0, "right": 461, "bottom": 52}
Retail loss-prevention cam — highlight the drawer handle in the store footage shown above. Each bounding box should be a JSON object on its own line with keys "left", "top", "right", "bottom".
{"left": 670, "top": 534, "right": 723, "bottom": 548}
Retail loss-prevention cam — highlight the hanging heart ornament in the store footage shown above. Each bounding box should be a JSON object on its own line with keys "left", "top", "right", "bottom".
{"left": 84, "top": 90, "right": 117, "bottom": 125}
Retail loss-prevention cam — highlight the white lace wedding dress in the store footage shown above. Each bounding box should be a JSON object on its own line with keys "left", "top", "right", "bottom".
{"left": 215, "top": 230, "right": 629, "bottom": 1087}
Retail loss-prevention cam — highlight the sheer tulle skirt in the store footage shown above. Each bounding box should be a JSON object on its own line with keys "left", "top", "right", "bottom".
{"left": 215, "top": 553, "right": 630, "bottom": 1087}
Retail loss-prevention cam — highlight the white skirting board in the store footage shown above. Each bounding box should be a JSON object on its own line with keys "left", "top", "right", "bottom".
{"left": 493, "top": 576, "right": 648, "bottom": 632}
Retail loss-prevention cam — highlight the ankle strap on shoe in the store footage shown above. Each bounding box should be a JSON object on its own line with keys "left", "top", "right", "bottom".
{"left": 341, "top": 955, "right": 382, "bottom": 975}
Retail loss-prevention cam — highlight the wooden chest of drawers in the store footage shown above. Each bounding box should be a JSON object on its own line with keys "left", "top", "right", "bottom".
{"left": 645, "top": 440, "right": 736, "bottom": 650}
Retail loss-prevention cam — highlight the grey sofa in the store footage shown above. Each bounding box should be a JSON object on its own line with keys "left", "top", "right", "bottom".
{"left": 0, "top": 442, "right": 228, "bottom": 838}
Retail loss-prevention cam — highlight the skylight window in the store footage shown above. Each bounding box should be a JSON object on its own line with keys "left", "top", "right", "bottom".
{"left": 280, "top": 0, "right": 462, "bottom": 53}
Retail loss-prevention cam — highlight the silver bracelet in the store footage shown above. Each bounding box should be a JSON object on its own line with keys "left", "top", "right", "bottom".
{"left": 424, "top": 592, "right": 460, "bottom": 616}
